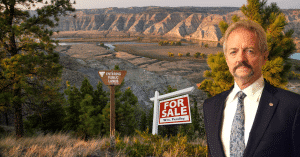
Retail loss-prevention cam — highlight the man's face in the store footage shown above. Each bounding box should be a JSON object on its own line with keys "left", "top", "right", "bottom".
{"left": 225, "top": 27, "right": 268, "bottom": 83}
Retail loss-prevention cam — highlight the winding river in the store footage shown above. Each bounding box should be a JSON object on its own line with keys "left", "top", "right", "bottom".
{"left": 56, "top": 40, "right": 300, "bottom": 60}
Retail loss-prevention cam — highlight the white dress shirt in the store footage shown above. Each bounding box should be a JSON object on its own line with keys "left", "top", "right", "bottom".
{"left": 221, "top": 75, "right": 265, "bottom": 157}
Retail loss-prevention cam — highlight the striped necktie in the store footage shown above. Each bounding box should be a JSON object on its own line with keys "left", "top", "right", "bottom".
{"left": 230, "top": 91, "right": 247, "bottom": 157}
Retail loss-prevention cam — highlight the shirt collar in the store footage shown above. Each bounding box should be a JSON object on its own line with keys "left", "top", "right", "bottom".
{"left": 227, "top": 75, "right": 265, "bottom": 103}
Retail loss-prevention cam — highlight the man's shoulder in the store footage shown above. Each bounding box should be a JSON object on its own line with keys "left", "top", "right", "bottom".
{"left": 272, "top": 86, "right": 300, "bottom": 101}
{"left": 265, "top": 81, "right": 300, "bottom": 99}
{"left": 203, "top": 89, "right": 231, "bottom": 105}
{"left": 265, "top": 82, "right": 300, "bottom": 108}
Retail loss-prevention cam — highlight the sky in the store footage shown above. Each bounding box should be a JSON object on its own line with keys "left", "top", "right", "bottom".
{"left": 71, "top": 0, "right": 299, "bottom": 10}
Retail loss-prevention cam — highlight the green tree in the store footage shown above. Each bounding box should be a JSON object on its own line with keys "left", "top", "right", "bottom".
{"left": 219, "top": 20, "right": 229, "bottom": 36}
{"left": 80, "top": 77, "right": 94, "bottom": 98}
{"left": 200, "top": 0, "right": 296, "bottom": 97}
{"left": 116, "top": 87, "right": 138, "bottom": 136}
{"left": 178, "top": 96, "right": 205, "bottom": 140}
{"left": 64, "top": 79, "right": 109, "bottom": 137}
{"left": 0, "top": 0, "right": 75, "bottom": 138}
{"left": 232, "top": 14, "right": 241, "bottom": 23}
{"left": 93, "top": 80, "right": 109, "bottom": 118}
{"left": 146, "top": 105, "right": 154, "bottom": 133}
{"left": 24, "top": 98, "right": 66, "bottom": 135}
{"left": 191, "top": 97, "right": 205, "bottom": 138}
{"left": 199, "top": 52, "right": 233, "bottom": 97}
{"left": 78, "top": 94, "right": 104, "bottom": 139}
{"left": 64, "top": 83, "right": 82, "bottom": 131}
{"left": 140, "top": 110, "right": 147, "bottom": 131}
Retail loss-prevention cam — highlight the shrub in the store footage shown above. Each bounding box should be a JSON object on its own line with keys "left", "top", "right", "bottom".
{"left": 288, "top": 71, "right": 300, "bottom": 80}
{"left": 163, "top": 41, "right": 169, "bottom": 45}
{"left": 200, "top": 53, "right": 207, "bottom": 59}
{"left": 178, "top": 53, "right": 183, "bottom": 57}
{"left": 159, "top": 41, "right": 182, "bottom": 46}
{"left": 186, "top": 52, "right": 191, "bottom": 56}
{"left": 204, "top": 43, "right": 209, "bottom": 48}
{"left": 168, "top": 52, "right": 174, "bottom": 57}
{"left": 194, "top": 52, "right": 200, "bottom": 58}
{"left": 158, "top": 41, "right": 164, "bottom": 46}
{"left": 121, "top": 130, "right": 208, "bottom": 157}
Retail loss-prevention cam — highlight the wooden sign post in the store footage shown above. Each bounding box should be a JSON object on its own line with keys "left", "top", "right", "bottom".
{"left": 98, "top": 70, "right": 127, "bottom": 150}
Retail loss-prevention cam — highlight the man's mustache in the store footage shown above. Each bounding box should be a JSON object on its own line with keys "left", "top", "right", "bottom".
{"left": 233, "top": 61, "right": 253, "bottom": 72}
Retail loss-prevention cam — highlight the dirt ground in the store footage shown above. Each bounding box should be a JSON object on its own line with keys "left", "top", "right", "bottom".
{"left": 114, "top": 43, "right": 223, "bottom": 62}
{"left": 53, "top": 31, "right": 300, "bottom": 53}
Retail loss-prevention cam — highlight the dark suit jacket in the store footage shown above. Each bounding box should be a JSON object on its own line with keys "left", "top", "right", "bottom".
{"left": 203, "top": 81, "right": 300, "bottom": 157}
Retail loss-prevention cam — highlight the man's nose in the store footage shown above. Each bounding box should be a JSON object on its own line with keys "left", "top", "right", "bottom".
{"left": 236, "top": 50, "right": 247, "bottom": 62}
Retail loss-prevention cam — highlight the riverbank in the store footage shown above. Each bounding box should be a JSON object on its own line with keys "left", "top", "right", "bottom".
{"left": 114, "top": 44, "right": 222, "bottom": 62}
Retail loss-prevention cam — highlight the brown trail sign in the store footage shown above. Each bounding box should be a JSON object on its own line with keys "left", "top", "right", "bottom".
{"left": 98, "top": 70, "right": 127, "bottom": 152}
{"left": 98, "top": 70, "right": 127, "bottom": 86}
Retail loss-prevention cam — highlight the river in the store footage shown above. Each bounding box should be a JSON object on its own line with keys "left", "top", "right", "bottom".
{"left": 57, "top": 41, "right": 300, "bottom": 60}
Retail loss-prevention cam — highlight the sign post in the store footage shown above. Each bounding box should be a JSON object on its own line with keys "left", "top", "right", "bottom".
{"left": 98, "top": 70, "right": 127, "bottom": 150}
{"left": 149, "top": 86, "right": 195, "bottom": 135}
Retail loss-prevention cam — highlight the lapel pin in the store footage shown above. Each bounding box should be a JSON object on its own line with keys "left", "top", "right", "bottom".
{"left": 269, "top": 103, "right": 273, "bottom": 106}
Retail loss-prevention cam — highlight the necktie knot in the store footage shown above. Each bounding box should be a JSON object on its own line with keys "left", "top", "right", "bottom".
{"left": 237, "top": 91, "right": 246, "bottom": 100}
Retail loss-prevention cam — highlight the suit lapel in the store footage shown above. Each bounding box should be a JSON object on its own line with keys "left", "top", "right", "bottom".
{"left": 244, "top": 81, "right": 279, "bottom": 157}
{"left": 211, "top": 88, "right": 232, "bottom": 157}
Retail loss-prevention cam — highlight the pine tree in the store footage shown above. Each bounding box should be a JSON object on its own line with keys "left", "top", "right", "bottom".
{"left": 219, "top": 21, "right": 229, "bottom": 36}
{"left": 0, "top": 0, "right": 75, "bottom": 138}
{"left": 64, "top": 79, "right": 109, "bottom": 137}
{"left": 116, "top": 87, "right": 138, "bottom": 136}
{"left": 80, "top": 77, "right": 94, "bottom": 98}
{"left": 140, "top": 110, "right": 147, "bottom": 131}
{"left": 146, "top": 105, "right": 154, "bottom": 133}
{"left": 64, "top": 82, "right": 82, "bottom": 131}
{"left": 200, "top": 0, "right": 296, "bottom": 97}
{"left": 191, "top": 97, "right": 205, "bottom": 138}
{"left": 101, "top": 102, "right": 110, "bottom": 136}
{"left": 78, "top": 94, "right": 104, "bottom": 139}
{"left": 114, "top": 65, "right": 139, "bottom": 136}
{"left": 199, "top": 52, "right": 233, "bottom": 97}
{"left": 93, "top": 80, "right": 109, "bottom": 114}
{"left": 24, "top": 98, "right": 66, "bottom": 135}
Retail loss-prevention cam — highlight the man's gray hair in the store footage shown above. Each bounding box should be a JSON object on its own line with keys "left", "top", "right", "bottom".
{"left": 223, "top": 20, "right": 268, "bottom": 54}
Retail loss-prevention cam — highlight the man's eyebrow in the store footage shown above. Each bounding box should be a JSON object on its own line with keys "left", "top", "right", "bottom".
{"left": 229, "top": 47, "right": 255, "bottom": 50}
{"left": 228, "top": 48, "right": 238, "bottom": 51}
{"left": 244, "top": 46, "right": 255, "bottom": 49}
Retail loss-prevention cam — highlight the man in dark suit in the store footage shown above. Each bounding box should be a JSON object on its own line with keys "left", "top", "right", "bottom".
{"left": 203, "top": 20, "right": 300, "bottom": 157}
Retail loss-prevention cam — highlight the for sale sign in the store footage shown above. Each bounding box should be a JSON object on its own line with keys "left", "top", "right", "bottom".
{"left": 159, "top": 94, "right": 191, "bottom": 125}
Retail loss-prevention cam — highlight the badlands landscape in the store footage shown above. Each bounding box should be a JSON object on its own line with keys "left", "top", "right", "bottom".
{"left": 54, "top": 6, "right": 300, "bottom": 108}
{"left": 52, "top": 7, "right": 300, "bottom": 43}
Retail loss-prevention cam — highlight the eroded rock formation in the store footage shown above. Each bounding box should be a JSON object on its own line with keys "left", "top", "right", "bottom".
{"left": 54, "top": 7, "right": 300, "bottom": 41}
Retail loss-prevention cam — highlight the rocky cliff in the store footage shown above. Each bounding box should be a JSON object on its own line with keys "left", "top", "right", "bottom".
{"left": 54, "top": 7, "right": 300, "bottom": 41}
